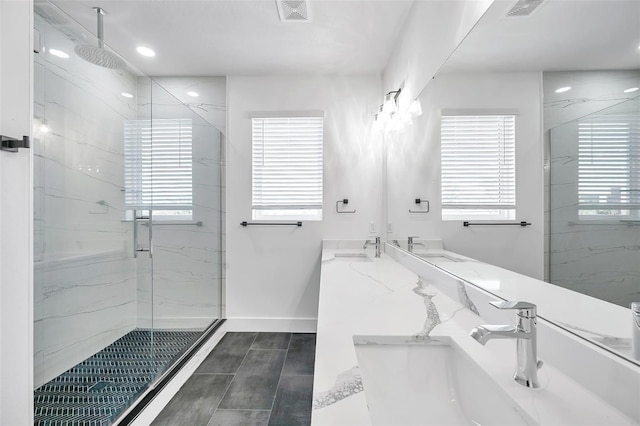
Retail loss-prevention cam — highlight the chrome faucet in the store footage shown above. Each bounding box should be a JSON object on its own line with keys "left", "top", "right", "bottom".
{"left": 470, "top": 301, "right": 542, "bottom": 388}
{"left": 407, "top": 236, "right": 425, "bottom": 253}
{"left": 363, "top": 236, "right": 381, "bottom": 258}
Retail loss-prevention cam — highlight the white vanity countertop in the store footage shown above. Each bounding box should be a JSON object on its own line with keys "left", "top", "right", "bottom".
{"left": 311, "top": 241, "right": 635, "bottom": 426}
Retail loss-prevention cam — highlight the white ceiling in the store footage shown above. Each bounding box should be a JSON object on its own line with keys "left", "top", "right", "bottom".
{"left": 543, "top": 70, "right": 639, "bottom": 130}
{"left": 50, "top": 0, "right": 415, "bottom": 76}
{"left": 442, "top": 0, "right": 640, "bottom": 73}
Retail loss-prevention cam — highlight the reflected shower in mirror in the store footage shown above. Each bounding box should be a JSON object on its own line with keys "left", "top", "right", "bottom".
{"left": 384, "top": 0, "right": 640, "bottom": 365}
{"left": 546, "top": 70, "right": 640, "bottom": 308}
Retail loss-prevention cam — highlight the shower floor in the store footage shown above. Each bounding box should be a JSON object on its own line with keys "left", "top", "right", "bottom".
{"left": 34, "top": 328, "right": 202, "bottom": 426}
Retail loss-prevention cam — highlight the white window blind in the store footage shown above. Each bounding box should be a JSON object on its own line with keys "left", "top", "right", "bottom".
{"left": 578, "top": 114, "right": 640, "bottom": 217}
{"left": 252, "top": 116, "right": 323, "bottom": 220}
{"left": 124, "top": 119, "right": 193, "bottom": 210}
{"left": 441, "top": 114, "right": 516, "bottom": 219}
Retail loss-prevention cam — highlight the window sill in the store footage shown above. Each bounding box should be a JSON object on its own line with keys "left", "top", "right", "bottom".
{"left": 122, "top": 220, "right": 203, "bottom": 226}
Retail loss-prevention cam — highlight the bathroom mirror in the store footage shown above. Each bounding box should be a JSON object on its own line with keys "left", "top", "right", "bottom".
{"left": 384, "top": 0, "right": 640, "bottom": 364}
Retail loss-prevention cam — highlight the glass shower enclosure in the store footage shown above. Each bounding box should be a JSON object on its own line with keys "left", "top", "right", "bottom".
{"left": 33, "top": 3, "right": 224, "bottom": 423}
{"left": 547, "top": 70, "right": 640, "bottom": 308}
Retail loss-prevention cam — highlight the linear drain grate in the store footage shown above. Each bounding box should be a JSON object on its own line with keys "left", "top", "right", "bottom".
{"left": 34, "top": 328, "right": 201, "bottom": 425}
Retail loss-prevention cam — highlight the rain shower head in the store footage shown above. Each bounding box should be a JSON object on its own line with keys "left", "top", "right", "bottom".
{"left": 74, "top": 7, "right": 125, "bottom": 69}
{"left": 75, "top": 44, "right": 125, "bottom": 69}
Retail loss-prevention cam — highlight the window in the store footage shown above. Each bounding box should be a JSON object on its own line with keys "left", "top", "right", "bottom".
{"left": 441, "top": 114, "right": 516, "bottom": 220}
{"left": 578, "top": 114, "right": 640, "bottom": 219}
{"left": 124, "top": 118, "right": 193, "bottom": 219}
{"left": 251, "top": 116, "right": 324, "bottom": 221}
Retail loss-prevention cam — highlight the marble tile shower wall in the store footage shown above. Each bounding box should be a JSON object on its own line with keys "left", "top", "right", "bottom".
{"left": 33, "top": 13, "right": 139, "bottom": 387}
{"left": 549, "top": 119, "right": 640, "bottom": 307}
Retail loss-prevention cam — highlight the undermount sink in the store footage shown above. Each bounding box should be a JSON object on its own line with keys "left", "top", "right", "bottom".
{"left": 333, "top": 252, "right": 372, "bottom": 262}
{"left": 353, "top": 336, "right": 535, "bottom": 426}
{"left": 418, "top": 253, "right": 464, "bottom": 262}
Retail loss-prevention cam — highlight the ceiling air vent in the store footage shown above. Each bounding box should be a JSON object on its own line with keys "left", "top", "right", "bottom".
{"left": 505, "top": 0, "right": 546, "bottom": 17}
{"left": 276, "top": 0, "right": 310, "bottom": 22}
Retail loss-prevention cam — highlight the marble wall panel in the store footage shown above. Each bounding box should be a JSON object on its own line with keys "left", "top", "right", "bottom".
{"left": 548, "top": 109, "right": 640, "bottom": 307}
{"left": 33, "top": 13, "right": 139, "bottom": 385}
{"left": 34, "top": 251, "right": 137, "bottom": 387}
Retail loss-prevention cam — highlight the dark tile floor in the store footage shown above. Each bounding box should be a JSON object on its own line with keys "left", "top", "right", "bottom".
{"left": 152, "top": 332, "right": 316, "bottom": 426}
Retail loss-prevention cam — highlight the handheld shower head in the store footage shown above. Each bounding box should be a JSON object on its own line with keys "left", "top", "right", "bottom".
{"left": 74, "top": 7, "right": 125, "bottom": 69}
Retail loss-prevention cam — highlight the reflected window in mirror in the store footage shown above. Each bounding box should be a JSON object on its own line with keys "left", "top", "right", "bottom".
{"left": 578, "top": 113, "right": 640, "bottom": 219}
{"left": 441, "top": 114, "right": 516, "bottom": 220}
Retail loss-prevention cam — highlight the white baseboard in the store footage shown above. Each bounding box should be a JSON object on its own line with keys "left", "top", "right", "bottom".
{"left": 225, "top": 317, "right": 317, "bottom": 333}
{"left": 125, "top": 323, "right": 227, "bottom": 426}
{"left": 137, "top": 317, "right": 218, "bottom": 330}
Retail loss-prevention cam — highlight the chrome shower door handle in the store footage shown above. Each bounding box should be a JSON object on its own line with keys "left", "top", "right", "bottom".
{"left": 133, "top": 209, "right": 153, "bottom": 258}
{"left": 133, "top": 209, "right": 138, "bottom": 258}
{"left": 148, "top": 209, "right": 153, "bottom": 258}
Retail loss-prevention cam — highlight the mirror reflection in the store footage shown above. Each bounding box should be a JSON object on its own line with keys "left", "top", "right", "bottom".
{"left": 384, "top": 0, "right": 640, "bottom": 363}
{"left": 547, "top": 70, "right": 640, "bottom": 308}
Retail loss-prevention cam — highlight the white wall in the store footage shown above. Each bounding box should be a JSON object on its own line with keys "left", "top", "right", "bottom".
{"left": 382, "top": 0, "right": 493, "bottom": 105}
{"left": 224, "top": 0, "right": 498, "bottom": 330}
{"left": 387, "top": 72, "right": 544, "bottom": 279}
{"left": 226, "top": 75, "right": 382, "bottom": 331}
{"left": 0, "top": 0, "right": 34, "bottom": 423}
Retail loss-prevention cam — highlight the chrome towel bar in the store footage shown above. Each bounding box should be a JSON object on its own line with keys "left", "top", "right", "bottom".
{"left": 241, "top": 221, "right": 302, "bottom": 227}
{"left": 463, "top": 221, "right": 531, "bottom": 227}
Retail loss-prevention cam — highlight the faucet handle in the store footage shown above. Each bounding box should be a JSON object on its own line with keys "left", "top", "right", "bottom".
{"left": 489, "top": 300, "right": 536, "bottom": 317}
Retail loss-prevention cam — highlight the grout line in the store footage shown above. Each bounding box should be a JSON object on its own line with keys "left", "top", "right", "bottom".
{"left": 277, "top": 373, "right": 314, "bottom": 377}
{"left": 266, "top": 333, "right": 294, "bottom": 425}
{"left": 232, "top": 333, "right": 259, "bottom": 375}
{"left": 208, "top": 333, "right": 258, "bottom": 422}
{"left": 245, "top": 348, "right": 287, "bottom": 351}
{"left": 213, "top": 408, "right": 271, "bottom": 412}
{"left": 192, "top": 373, "right": 236, "bottom": 376}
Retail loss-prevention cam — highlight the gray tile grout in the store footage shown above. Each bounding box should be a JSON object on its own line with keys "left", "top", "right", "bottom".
{"left": 212, "top": 408, "right": 271, "bottom": 412}
{"left": 266, "top": 333, "right": 294, "bottom": 425}
{"left": 279, "top": 373, "right": 314, "bottom": 377}
{"left": 250, "top": 332, "right": 292, "bottom": 351}
{"left": 178, "top": 332, "right": 313, "bottom": 426}
{"left": 281, "top": 334, "right": 316, "bottom": 378}
{"left": 208, "top": 332, "right": 260, "bottom": 424}
{"left": 243, "top": 348, "right": 289, "bottom": 351}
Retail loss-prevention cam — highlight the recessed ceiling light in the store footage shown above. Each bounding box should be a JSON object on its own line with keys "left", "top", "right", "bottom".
{"left": 555, "top": 86, "right": 572, "bottom": 93}
{"left": 49, "top": 49, "right": 69, "bottom": 58}
{"left": 136, "top": 46, "right": 155, "bottom": 57}
{"left": 187, "top": 91, "right": 199, "bottom": 97}
{"left": 624, "top": 87, "right": 639, "bottom": 93}
{"left": 121, "top": 92, "right": 134, "bottom": 98}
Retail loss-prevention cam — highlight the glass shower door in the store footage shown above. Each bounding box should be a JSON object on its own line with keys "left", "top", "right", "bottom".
{"left": 142, "top": 81, "right": 223, "bottom": 377}
{"left": 33, "top": 3, "right": 158, "bottom": 422}
{"left": 33, "top": 3, "right": 223, "bottom": 423}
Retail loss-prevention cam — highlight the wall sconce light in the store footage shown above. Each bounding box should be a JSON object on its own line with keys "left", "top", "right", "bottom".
{"left": 408, "top": 99, "right": 422, "bottom": 117}
{"left": 382, "top": 89, "right": 401, "bottom": 114}
{"left": 377, "top": 104, "right": 391, "bottom": 123}
{"left": 373, "top": 88, "right": 423, "bottom": 133}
